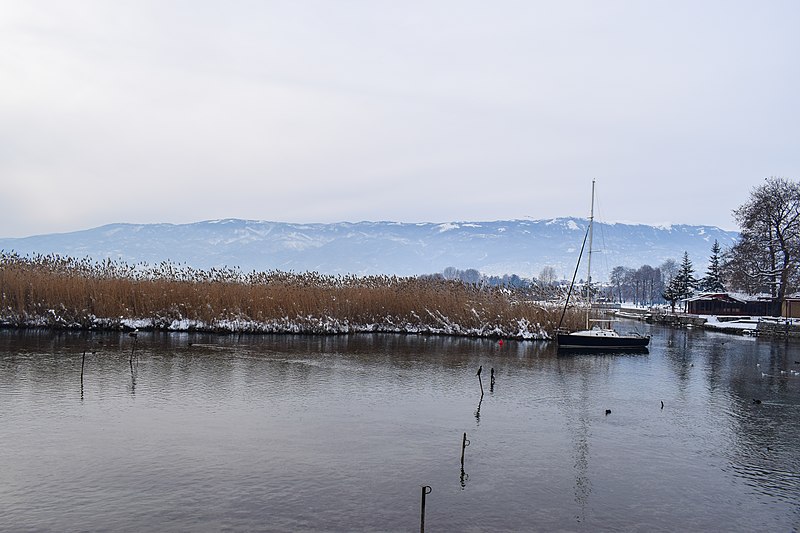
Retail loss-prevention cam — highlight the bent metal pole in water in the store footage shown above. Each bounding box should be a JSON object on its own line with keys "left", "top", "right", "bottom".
{"left": 419, "top": 485, "right": 432, "bottom": 533}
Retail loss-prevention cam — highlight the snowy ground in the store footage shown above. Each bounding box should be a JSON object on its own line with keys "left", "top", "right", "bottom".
{"left": 703, "top": 315, "right": 761, "bottom": 333}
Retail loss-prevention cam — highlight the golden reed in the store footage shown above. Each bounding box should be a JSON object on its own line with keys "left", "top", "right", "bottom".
{"left": 0, "top": 252, "right": 581, "bottom": 337}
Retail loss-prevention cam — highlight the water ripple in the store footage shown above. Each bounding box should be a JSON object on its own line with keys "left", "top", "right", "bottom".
{"left": 0, "top": 328, "right": 798, "bottom": 531}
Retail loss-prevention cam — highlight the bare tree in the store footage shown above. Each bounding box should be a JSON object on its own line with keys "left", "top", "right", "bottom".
{"left": 538, "top": 265, "right": 558, "bottom": 286}
{"left": 609, "top": 266, "right": 626, "bottom": 303}
{"left": 727, "top": 177, "right": 800, "bottom": 314}
{"left": 659, "top": 259, "right": 678, "bottom": 283}
{"left": 638, "top": 265, "right": 659, "bottom": 305}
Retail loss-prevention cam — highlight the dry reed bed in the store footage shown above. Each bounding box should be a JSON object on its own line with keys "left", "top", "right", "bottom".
{"left": 0, "top": 252, "right": 582, "bottom": 339}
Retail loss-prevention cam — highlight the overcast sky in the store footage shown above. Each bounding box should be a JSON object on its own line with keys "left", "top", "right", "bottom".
{"left": 1, "top": 1, "right": 798, "bottom": 238}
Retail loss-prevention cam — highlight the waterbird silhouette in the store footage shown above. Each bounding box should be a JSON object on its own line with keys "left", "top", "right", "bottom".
{"left": 753, "top": 399, "right": 762, "bottom": 404}
{"left": 605, "top": 409, "right": 611, "bottom": 415}
{"left": 661, "top": 401, "right": 664, "bottom": 409}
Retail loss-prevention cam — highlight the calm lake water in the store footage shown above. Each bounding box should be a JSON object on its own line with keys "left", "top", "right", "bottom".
{"left": 1, "top": 325, "right": 799, "bottom": 532}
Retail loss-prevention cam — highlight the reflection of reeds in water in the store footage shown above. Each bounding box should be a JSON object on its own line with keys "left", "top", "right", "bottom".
{"left": 0, "top": 252, "right": 584, "bottom": 337}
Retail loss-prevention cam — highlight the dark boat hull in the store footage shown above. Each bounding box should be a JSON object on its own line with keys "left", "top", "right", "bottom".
{"left": 557, "top": 333, "right": 650, "bottom": 351}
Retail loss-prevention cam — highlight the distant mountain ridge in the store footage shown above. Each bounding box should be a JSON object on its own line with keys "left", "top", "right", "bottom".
{"left": 0, "top": 218, "right": 739, "bottom": 281}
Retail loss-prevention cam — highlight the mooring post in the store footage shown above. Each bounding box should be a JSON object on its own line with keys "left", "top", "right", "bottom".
{"left": 129, "top": 329, "right": 138, "bottom": 356}
{"left": 420, "top": 485, "right": 432, "bottom": 533}
{"left": 80, "top": 348, "right": 86, "bottom": 400}
{"left": 460, "top": 432, "right": 470, "bottom": 467}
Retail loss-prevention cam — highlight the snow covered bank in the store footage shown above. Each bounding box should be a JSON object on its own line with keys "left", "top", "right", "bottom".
{"left": 0, "top": 311, "right": 550, "bottom": 340}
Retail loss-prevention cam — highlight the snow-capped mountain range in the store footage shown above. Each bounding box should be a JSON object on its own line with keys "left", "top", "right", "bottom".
{"left": 0, "top": 218, "right": 739, "bottom": 281}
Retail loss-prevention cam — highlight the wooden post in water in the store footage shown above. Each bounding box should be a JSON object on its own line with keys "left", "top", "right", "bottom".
{"left": 81, "top": 348, "right": 86, "bottom": 400}
{"left": 460, "top": 432, "right": 470, "bottom": 468}
{"left": 420, "top": 485, "right": 432, "bottom": 533}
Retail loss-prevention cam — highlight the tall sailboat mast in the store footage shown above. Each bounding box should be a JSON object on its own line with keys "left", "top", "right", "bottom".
{"left": 556, "top": 179, "right": 650, "bottom": 350}
{"left": 585, "top": 179, "right": 595, "bottom": 330}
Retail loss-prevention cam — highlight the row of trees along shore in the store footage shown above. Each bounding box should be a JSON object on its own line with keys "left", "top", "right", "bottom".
{"left": 0, "top": 252, "right": 584, "bottom": 339}
{"left": 605, "top": 177, "right": 800, "bottom": 315}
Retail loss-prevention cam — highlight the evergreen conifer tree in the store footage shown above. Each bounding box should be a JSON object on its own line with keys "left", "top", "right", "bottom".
{"left": 675, "top": 251, "right": 697, "bottom": 298}
{"left": 699, "top": 240, "right": 725, "bottom": 293}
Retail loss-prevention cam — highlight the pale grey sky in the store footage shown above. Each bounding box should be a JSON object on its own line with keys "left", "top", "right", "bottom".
{"left": 1, "top": 1, "right": 797, "bottom": 237}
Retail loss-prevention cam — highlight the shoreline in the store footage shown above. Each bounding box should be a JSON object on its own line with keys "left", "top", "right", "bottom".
{"left": 0, "top": 314, "right": 551, "bottom": 340}
{"left": 5, "top": 310, "right": 798, "bottom": 342}
{"left": 613, "top": 308, "right": 800, "bottom": 339}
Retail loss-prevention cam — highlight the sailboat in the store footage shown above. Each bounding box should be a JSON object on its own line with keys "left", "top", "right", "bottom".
{"left": 556, "top": 180, "right": 650, "bottom": 351}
